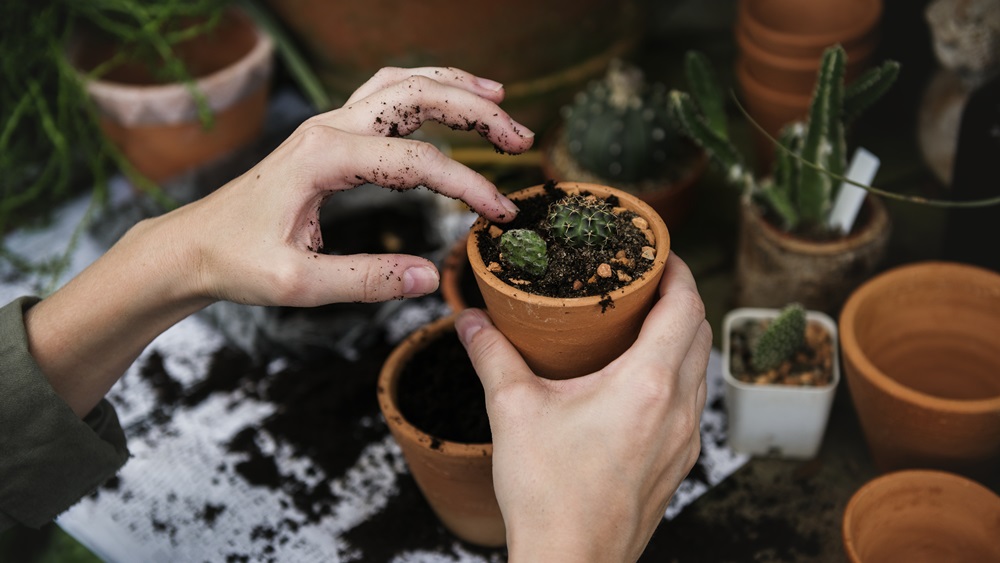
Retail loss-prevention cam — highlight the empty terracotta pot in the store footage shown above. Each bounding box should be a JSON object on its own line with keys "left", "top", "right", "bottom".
{"left": 842, "top": 469, "right": 1000, "bottom": 563}
{"left": 735, "top": 60, "right": 812, "bottom": 167}
{"left": 377, "top": 314, "right": 505, "bottom": 547}
{"left": 467, "top": 182, "right": 670, "bottom": 380}
{"left": 839, "top": 261, "right": 1000, "bottom": 483}
{"left": 737, "top": 0, "right": 883, "bottom": 60}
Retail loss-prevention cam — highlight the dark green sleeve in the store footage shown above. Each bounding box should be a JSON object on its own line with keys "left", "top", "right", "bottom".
{"left": 0, "top": 297, "right": 129, "bottom": 530}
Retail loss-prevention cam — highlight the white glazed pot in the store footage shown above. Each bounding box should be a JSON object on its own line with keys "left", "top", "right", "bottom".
{"left": 722, "top": 307, "right": 840, "bottom": 459}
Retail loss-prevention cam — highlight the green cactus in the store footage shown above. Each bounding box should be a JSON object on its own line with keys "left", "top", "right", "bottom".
{"left": 668, "top": 46, "right": 900, "bottom": 235}
{"left": 547, "top": 195, "right": 617, "bottom": 248}
{"left": 559, "top": 59, "right": 688, "bottom": 184}
{"left": 751, "top": 303, "right": 807, "bottom": 373}
{"left": 499, "top": 229, "right": 548, "bottom": 277}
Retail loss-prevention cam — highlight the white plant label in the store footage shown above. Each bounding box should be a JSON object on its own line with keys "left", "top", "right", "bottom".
{"left": 828, "top": 147, "right": 881, "bottom": 233}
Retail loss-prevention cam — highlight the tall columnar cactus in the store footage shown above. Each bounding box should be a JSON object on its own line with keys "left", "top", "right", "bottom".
{"left": 751, "top": 303, "right": 807, "bottom": 372}
{"left": 668, "top": 46, "right": 900, "bottom": 234}
{"left": 559, "top": 59, "right": 684, "bottom": 183}
{"left": 547, "top": 195, "right": 617, "bottom": 248}
{"left": 499, "top": 228, "right": 548, "bottom": 277}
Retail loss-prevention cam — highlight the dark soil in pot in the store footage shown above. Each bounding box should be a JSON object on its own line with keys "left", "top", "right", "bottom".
{"left": 475, "top": 181, "right": 656, "bottom": 298}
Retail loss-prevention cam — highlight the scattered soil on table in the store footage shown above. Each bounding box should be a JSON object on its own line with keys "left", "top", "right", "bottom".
{"left": 475, "top": 181, "right": 656, "bottom": 299}
{"left": 728, "top": 319, "right": 834, "bottom": 386}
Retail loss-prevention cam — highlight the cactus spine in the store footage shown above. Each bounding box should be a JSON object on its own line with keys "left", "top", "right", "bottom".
{"left": 669, "top": 46, "right": 900, "bottom": 234}
{"left": 547, "top": 195, "right": 617, "bottom": 248}
{"left": 751, "top": 303, "right": 807, "bottom": 372}
{"left": 499, "top": 229, "right": 548, "bottom": 277}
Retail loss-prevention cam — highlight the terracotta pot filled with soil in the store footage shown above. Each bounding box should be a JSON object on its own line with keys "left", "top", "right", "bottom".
{"left": 467, "top": 181, "right": 669, "bottom": 380}
{"left": 722, "top": 304, "right": 839, "bottom": 459}
{"left": 839, "top": 261, "right": 1000, "bottom": 483}
{"left": 377, "top": 314, "right": 503, "bottom": 547}
{"left": 70, "top": 7, "right": 274, "bottom": 183}
{"left": 842, "top": 469, "right": 1000, "bottom": 563}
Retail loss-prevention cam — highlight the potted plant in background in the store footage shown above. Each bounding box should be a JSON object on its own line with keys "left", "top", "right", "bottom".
{"left": 722, "top": 302, "right": 840, "bottom": 459}
{"left": 669, "top": 46, "right": 899, "bottom": 315}
{"left": 540, "top": 58, "right": 708, "bottom": 231}
{"left": 377, "top": 314, "right": 505, "bottom": 548}
{"left": 466, "top": 181, "right": 670, "bottom": 380}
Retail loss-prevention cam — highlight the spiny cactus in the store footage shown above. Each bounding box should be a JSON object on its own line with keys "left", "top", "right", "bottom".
{"left": 499, "top": 228, "right": 548, "bottom": 277}
{"left": 668, "top": 46, "right": 900, "bottom": 235}
{"left": 547, "top": 194, "right": 617, "bottom": 248}
{"left": 751, "top": 303, "right": 807, "bottom": 372}
{"left": 559, "top": 59, "right": 686, "bottom": 183}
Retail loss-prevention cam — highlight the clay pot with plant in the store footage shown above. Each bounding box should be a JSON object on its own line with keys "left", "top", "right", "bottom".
{"left": 467, "top": 181, "right": 670, "bottom": 380}
{"left": 669, "top": 46, "right": 899, "bottom": 315}
{"left": 377, "top": 314, "right": 503, "bottom": 547}
{"left": 722, "top": 302, "right": 840, "bottom": 459}
{"left": 541, "top": 58, "right": 708, "bottom": 230}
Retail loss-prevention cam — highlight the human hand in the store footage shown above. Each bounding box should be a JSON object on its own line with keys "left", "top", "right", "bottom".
{"left": 150, "top": 66, "right": 534, "bottom": 308}
{"left": 455, "top": 254, "right": 711, "bottom": 562}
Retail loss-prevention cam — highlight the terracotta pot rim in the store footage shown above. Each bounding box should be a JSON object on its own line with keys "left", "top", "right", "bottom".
{"left": 738, "top": 0, "right": 883, "bottom": 51}
{"left": 741, "top": 197, "right": 890, "bottom": 255}
{"left": 737, "top": 60, "right": 812, "bottom": 107}
{"left": 722, "top": 307, "right": 841, "bottom": 392}
{"left": 839, "top": 261, "right": 1000, "bottom": 413}
{"left": 467, "top": 182, "right": 671, "bottom": 308}
{"left": 736, "top": 25, "right": 878, "bottom": 72}
{"left": 377, "top": 313, "right": 494, "bottom": 458}
{"left": 842, "top": 468, "right": 1000, "bottom": 562}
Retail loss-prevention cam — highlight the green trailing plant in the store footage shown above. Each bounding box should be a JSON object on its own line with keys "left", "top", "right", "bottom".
{"left": 668, "top": 46, "right": 900, "bottom": 236}
{"left": 558, "top": 58, "right": 695, "bottom": 185}
{"left": 751, "top": 303, "right": 807, "bottom": 373}
{"left": 547, "top": 194, "right": 617, "bottom": 248}
{"left": 499, "top": 229, "right": 548, "bottom": 277}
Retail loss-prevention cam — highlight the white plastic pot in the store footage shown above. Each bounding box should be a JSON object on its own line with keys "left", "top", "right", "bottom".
{"left": 721, "top": 307, "right": 840, "bottom": 459}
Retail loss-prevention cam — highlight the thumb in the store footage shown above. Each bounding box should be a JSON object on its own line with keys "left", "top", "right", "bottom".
{"left": 455, "top": 308, "right": 535, "bottom": 398}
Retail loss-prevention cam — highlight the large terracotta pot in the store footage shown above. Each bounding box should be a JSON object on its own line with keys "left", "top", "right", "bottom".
{"left": 734, "top": 196, "right": 890, "bottom": 316}
{"left": 736, "top": 0, "right": 882, "bottom": 60}
{"left": 842, "top": 469, "right": 1000, "bottom": 563}
{"left": 735, "top": 60, "right": 811, "bottom": 168}
{"left": 377, "top": 314, "right": 505, "bottom": 547}
{"left": 71, "top": 8, "right": 274, "bottom": 184}
{"left": 839, "top": 261, "right": 1000, "bottom": 483}
{"left": 467, "top": 182, "right": 670, "bottom": 380}
{"left": 265, "top": 0, "right": 639, "bottom": 138}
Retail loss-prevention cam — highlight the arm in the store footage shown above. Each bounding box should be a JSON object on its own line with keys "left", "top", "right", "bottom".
{"left": 24, "top": 66, "right": 534, "bottom": 418}
{"left": 457, "top": 254, "right": 711, "bottom": 562}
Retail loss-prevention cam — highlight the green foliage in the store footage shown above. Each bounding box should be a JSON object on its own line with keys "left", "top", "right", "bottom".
{"left": 751, "top": 303, "right": 807, "bottom": 373}
{"left": 668, "top": 45, "right": 900, "bottom": 235}
{"left": 547, "top": 195, "right": 617, "bottom": 248}
{"left": 559, "top": 59, "right": 690, "bottom": 184}
{"left": 499, "top": 229, "right": 548, "bottom": 277}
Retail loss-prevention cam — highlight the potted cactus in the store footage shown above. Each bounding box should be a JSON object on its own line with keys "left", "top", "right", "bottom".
{"left": 722, "top": 302, "right": 840, "bottom": 459}
{"left": 466, "top": 181, "right": 670, "bottom": 380}
{"left": 669, "top": 46, "right": 899, "bottom": 314}
{"left": 541, "top": 59, "right": 708, "bottom": 229}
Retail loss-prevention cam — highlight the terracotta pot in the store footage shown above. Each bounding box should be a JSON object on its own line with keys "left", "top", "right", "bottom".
{"left": 734, "top": 196, "right": 890, "bottom": 316}
{"left": 265, "top": 0, "right": 639, "bottom": 137}
{"left": 839, "top": 261, "right": 1000, "bottom": 483}
{"left": 737, "top": 0, "right": 883, "bottom": 60}
{"left": 468, "top": 182, "right": 670, "bottom": 380}
{"left": 842, "top": 469, "right": 1000, "bottom": 563}
{"left": 722, "top": 307, "right": 840, "bottom": 459}
{"left": 735, "top": 60, "right": 812, "bottom": 168}
{"left": 440, "top": 233, "right": 485, "bottom": 313}
{"left": 376, "top": 314, "right": 505, "bottom": 547}
{"left": 71, "top": 8, "right": 274, "bottom": 183}
{"left": 540, "top": 129, "right": 708, "bottom": 232}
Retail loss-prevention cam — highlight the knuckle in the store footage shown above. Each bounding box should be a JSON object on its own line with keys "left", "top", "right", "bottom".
{"left": 488, "top": 380, "right": 534, "bottom": 418}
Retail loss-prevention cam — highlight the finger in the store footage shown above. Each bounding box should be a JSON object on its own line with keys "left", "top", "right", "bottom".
{"left": 314, "top": 75, "right": 535, "bottom": 154}
{"left": 345, "top": 66, "right": 506, "bottom": 106}
{"left": 455, "top": 308, "right": 536, "bottom": 400}
{"left": 675, "top": 318, "right": 713, "bottom": 399}
{"left": 281, "top": 126, "right": 520, "bottom": 222}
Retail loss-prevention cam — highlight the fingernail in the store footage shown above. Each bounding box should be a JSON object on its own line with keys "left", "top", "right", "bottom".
{"left": 476, "top": 77, "right": 504, "bottom": 92}
{"left": 510, "top": 118, "right": 535, "bottom": 139}
{"left": 456, "top": 309, "right": 487, "bottom": 347}
{"left": 402, "top": 266, "right": 439, "bottom": 297}
{"left": 499, "top": 194, "right": 520, "bottom": 218}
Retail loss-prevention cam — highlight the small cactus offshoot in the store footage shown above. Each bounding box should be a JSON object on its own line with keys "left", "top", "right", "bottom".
{"left": 751, "top": 303, "right": 807, "bottom": 373}
{"left": 499, "top": 228, "right": 548, "bottom": 277}
{"left": 547, "top": 194, "right": 617, "bottom": 248}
